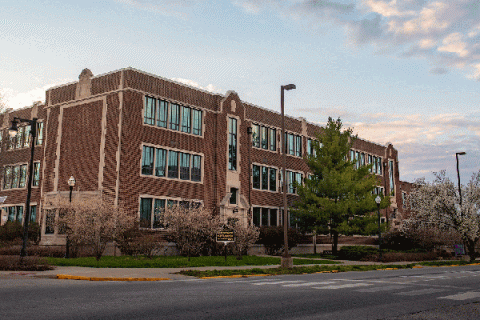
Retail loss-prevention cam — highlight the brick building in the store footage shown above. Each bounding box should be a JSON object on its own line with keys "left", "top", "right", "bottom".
{"left": 0, "top": 68, "right": 412, "bottom": 245}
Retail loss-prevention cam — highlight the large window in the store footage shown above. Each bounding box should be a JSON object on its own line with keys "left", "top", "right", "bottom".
{"left": 280, "top": 170, "right": 303, "bottom": 194}
{"left": 141, "top": 145, "right": 202, "bottom": 182}
{"left": 252, "top": 165, "right": 277, "bottom": 192}
{"left": 284, "top": 132, "right": 302, "bottom": 156}
{"left": 143, "top": 96, "right": 202, "bottom": 136}
{"left": 6, "top": 123, "right": 42, "bottom": 150}
{"left": 252, "top": 123, "right": 276, "bottom": 151}
{"left": 389, "top": 160, "right": 395, "bottom": 196}
{"left": 252, "top": 207, "right": 278, "bottom": 227}
{"left": 3, "top": 163, "right": 36, "bottom": 190}
{"left": 140, "top": 197, "right": 201, "bottom": 229}
{"left": 3, "top": 205, "right": 35, "bottom": 224}
{"left": 228, "top": 118, "right": 237, "bottom": 171}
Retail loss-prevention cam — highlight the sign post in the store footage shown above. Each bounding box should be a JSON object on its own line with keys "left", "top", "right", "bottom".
{"left": 216, "top": 227, "right": 235, "bottom": 262}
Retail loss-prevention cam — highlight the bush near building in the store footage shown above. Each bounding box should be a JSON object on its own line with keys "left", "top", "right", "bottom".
{"left": 0, "top": 221, "right": 40, "bottom": 246}
{"left": 257, "top": 226, "right": 302, "bottom": 255}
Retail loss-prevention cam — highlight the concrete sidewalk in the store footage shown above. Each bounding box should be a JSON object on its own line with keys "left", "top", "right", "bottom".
{"left": 0, "top": 259, "right": 429, "bottom": 281}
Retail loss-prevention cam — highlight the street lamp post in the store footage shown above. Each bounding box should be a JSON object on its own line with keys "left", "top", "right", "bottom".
{"left": 281, "top": 84, "right": 296, "bottom": 269}
{"left": 456, "top": 152, "right": 466, "bottom": 207}
{"left": 66, "top": 176, "right": 75, "bottom": 258}
{"left": 8, "top": 117, "right": 37, "bottom": 258}
{"left": 375, "top": 195, "right": 382, "bottom": 262}
{"left": 247, "top": 127, "right": 253, "bottom": 227}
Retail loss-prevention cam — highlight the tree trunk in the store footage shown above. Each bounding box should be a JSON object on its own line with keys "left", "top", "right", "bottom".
{"left": 332, "top": 230, "right": 339, "bottom": 256}
{"left": 466, "top": 239, "right": 477, "bottom": 262}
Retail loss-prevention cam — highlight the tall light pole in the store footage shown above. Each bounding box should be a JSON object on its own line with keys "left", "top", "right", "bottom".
{"left": 375, "top": 195, "right": 382, "bottom": 262}
{"left": 281, "top": 84, "right": 296, "bottom": 269}
{"left": 456, "top": 152, "right": 466, "bottom": 207}
{"left": 9, "top": 117, "right": 37, "bottom": 258}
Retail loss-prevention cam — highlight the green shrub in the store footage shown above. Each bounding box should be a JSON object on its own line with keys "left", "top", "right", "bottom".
{"left": 338, "top": 245, "right": 378, "bottom": 260}
{"left": 115, "top": 224, "right": 167, "bottom": 258}
{"left": 257, "top": 226, "right": 302, "bottom": 255}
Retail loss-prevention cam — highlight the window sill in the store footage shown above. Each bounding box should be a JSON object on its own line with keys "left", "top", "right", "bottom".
{"left": 143, "top": 123, "right": 204, "bottom": 138}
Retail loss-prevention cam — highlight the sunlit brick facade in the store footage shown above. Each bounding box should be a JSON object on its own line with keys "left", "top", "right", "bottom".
{"left": 0, "top": 68, "right": 412, "bottom": 245}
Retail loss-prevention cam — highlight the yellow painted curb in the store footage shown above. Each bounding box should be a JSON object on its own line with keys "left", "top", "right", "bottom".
{"left": 412, "top": 266, "right": 423, "bottom": 268}
{"left": 56, "top": 274, "right": 170, "bottom": 281}
{"left": 382, "top": 268, "right": 398, "bottom": 270}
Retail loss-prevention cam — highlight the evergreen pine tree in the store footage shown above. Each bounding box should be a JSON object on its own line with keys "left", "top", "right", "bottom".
{"left": 292, "top": 117, "right": 390, "bottom": 255}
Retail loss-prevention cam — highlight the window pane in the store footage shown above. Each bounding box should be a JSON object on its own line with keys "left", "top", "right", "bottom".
{"left": 30, "top": 205, "right": 36, "bottom": 222}
{"left": 144, "top": 96, "right": 155, "bottom": 125}
{"left": 19, "top": 165, "right": 27, "bottom": 188}
{"left": 252, "top": 165, "right": 260, "bottom": 189}
{"left": 228, "top": 118, "right": 237, "bottom": 170}
{"left": 23, "top": 125, "right": 31, "bottom": 148}
{"left": 36, "top": 122, "right": 44, "bottom": 145}
{"left": 261, "top": 126, "right": 268, "bottom": 149}
{"left": 269, "top": 128, "right": 276, "bottom": 151}
{"left": 157, "top": 100, "right": 168, "bottom": 128}
{"left": 153, "top": 199, "right": 165, "bottom": 228}
{"left": 191, "top": 155, "right": 201, "bottom": 182}
{"left": 155, "top": 148, "right": 167, "bottom": 177}
{"left": 181, "top": 106, "right": 191, "bottom": 133}
{"left": 45, "top": 210, "right": 55, "bottom": 234}
{"left": 8, "top": 207, "right": 15, "bottom": 222}
{"left": 180, "top": 153, "right": 191, "bottom": 180}
{"left": 230, "top": 188, "right": 237, "bottom": 205}
{"left": 16, "top": 206, "right": 23, "bottom": 223}
{"left": 16, "top": 127, "right": 24, "bottom": 149}
{"left": 141, "top": 146, "right": 154, "bottom": 175}
{"left": 389, "top": 160, "right": 394, "bottom": 195}
{"left": 33, "top": 163, "right": 40, "bottom": 186}
{"left": 288, "top": 171, "right": 295, "bottom": 193}
{"left": 4, "top": 166, "right": 12, "bottom": 189}
{"left": 253, "top": 207, "right": 260, "bottom": 226}
{"left": 295, "top": 136, "right": 302, "bottom": 157}
{"left": 270, "top": 209, "right": 277, "bottom": 226}
{"left": 252, "top": 124, "right": 260, "bottom": 147}
{"left": 261, "top": 166, "right": 268, "bottom": 190}
{"left": 378, "top": 158, "right": 382, "bottom": 175}
{"left": 288, "top": 134, "right": 295, "bottom": 155}
{"left": 12, "top": 166, "right": 19, "bottom": 188}
{"left": 262, "top": 208, "right": 269, "bottom": 226}
{"left": 168, "top": 151, "right": 179, "bottom": 178}
{"left": 170, "top": 103, "right": 180, "bottom": 130}
{"left": 140, "top": 198, "right": 152, "bottom": 228}
{"left": 269, "top": 168, "right": 277, "bottom": 192}
{"left": 192, "top": 109, "right": 202, "bottom": 135}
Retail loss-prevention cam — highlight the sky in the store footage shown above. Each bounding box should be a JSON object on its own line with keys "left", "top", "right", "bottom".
{"left": 1, "top": 0, "right": 479, "bottom": 184}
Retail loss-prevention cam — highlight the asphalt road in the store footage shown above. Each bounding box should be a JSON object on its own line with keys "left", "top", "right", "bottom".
{"left": 2, "top": 265, "right": 480, "bottom": 319}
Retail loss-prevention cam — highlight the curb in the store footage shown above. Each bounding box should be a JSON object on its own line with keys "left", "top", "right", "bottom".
{"left": 200, "top": 274, "right": 271, "bottom": 279}
{"left": 56, "top": 274, "right": 170, "bottom": 281}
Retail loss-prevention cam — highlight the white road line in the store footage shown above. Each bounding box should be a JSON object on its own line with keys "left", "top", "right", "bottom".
{"left": 395, "top": 288, "right": 446, "bottom": 296}
{"left": 253, "top": 281, "right": 304, "bottom": 286}
{"left": 356, "top": 285, "right": 407, "bottom": 293}
{"left": 313, "top": 283, "right": 372, "bottom": 290}
{"left": 439, "top": 291, "right": 480, "bottom": 301}
{"left": 282, "top": 281, "right": 336, "bottom": 287}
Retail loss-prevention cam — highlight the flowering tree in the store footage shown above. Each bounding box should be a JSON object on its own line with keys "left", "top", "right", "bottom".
{"left": 227, "top": 219, "right": 260, "bottom": 259}
{"left": 54, "top": 196, "right": 135, "bottom": 261}
{"left": 164, "top": 205, "right": 222, "bottom": 260}
{"left": 408, "top": 170, "right": 480, "bottom": 261}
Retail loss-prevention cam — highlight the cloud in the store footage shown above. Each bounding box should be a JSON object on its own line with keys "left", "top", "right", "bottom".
{"left": 0, "top": 80, "right": 70, "bottom": 110}
{"left": 233, "top": 0, "right": 480, "bottom": 81}
{"left": 170, "top": 77, "right": 221, "bottom": 93}
{"left": 339, "top": 111, "right": 480, "bottom": 182}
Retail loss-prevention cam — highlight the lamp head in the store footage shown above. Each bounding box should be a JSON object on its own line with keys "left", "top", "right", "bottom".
{"left": 8, "top": 120, "right": 18, "bottom": 138}
{"left": 375, "top": 196, "right": 382, "bottom": 205}
{"left": 456, "top": 152, "right": 466, "bottom": 156}
{"left": 282, "top": 84, "right": 296, "bottom": 91}
{"left": 68, "top": 176, "right": 76, "bottom": 187}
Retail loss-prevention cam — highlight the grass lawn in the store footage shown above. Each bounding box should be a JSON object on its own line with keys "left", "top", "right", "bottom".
{"left": 46, "top": 255, "right": 340, "bottom": 268}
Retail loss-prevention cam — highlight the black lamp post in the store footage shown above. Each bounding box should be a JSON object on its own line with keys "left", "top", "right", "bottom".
{"left": 65, "top": 176, "right": 75, "bottom": 258}
{"left": 375, "top": 195, "right": 382, "bottom": 262}
{"left": 247, "top": 126, "right": 253, "bottom": 227}
{"left": 8, "top": 117, "right": 37, "bottom": 258}
{"left": 281, "top": 84, "right": 296, "bottom": 269}
{"left": 456, "top": 152, "right": 466, "bottom": 207}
